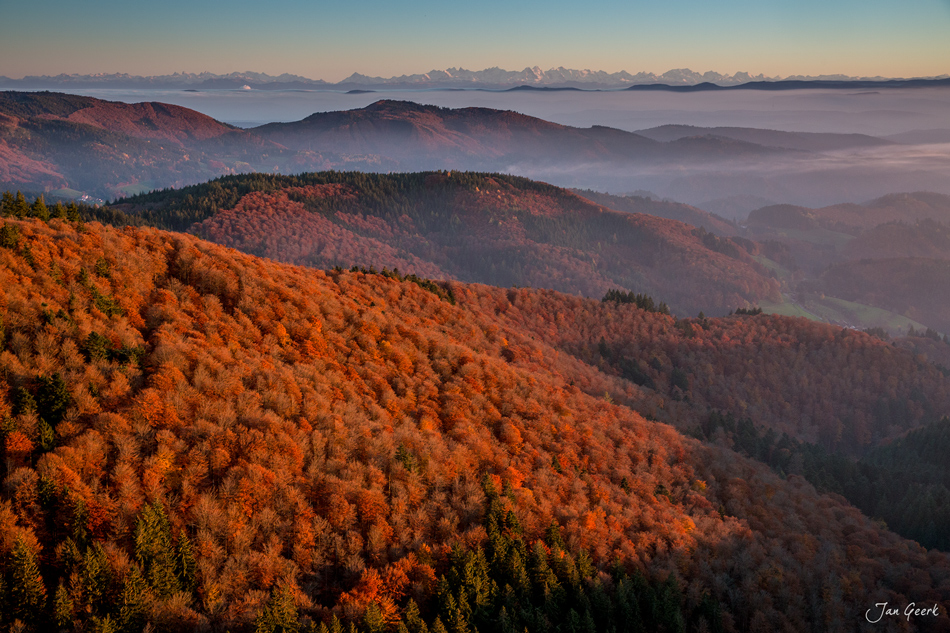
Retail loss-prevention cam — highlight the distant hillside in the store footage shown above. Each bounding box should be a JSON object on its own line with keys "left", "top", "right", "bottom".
{"left": 739, "top": 193, "right": 950, "bottom": 334}
{"left": 2, "top": 215, "right": 950, "bottom": 630}
{"left": 0, "top": 92, "right": 802, "bottom": 201}
{"left": 747, "top": 192, "right": 950, "bottom": 233}
{"left": 844, "top": 219, "right": 950, "bottom": 260}
{"left": 818, "top": 257, "right": 950, "bottom": 332}
{"left": 574, "top": 189, "right": 737, "bottom": 235}
{"left": 634, "top": 124, "right": 891, "bottom": 152}
{"left": 0, "top": 92, "right": 363, "bottom": 198}
{"left": 251, "top": 100, "right": 788, "bottom": 170}
{"left": 0, "top": 91, "right": 238, "bottom": 144}
{"left": 102, "top": 171, "right": 780, "bottom": 315}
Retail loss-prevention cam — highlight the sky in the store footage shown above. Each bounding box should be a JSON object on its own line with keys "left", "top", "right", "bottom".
{"left": 1, "top": 0, "right": 948, "bottom": 81}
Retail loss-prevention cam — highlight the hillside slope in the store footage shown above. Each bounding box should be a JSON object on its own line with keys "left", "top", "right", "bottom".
{"left": 104, "top": 171, "right": 780, "bottom": 315}
{"left": 251, "top": 100, "right": 788, "bottom": 169}
{"left": 1, "top": 216, "right": 949, "bottom": 631}
{"left": 0, "top": 92, "right": 344, "bottom": 199}
{"left": 746, "top": 192, "right": 950, "bottom": 234}
{"left": 742, "top": 193, "right": 950, "bottom": 334}
{"left": 818, "top": 258, "right": 950, "bottom": 332}
{"left": 572, "top": 189, "right": 737, "bottom": 236}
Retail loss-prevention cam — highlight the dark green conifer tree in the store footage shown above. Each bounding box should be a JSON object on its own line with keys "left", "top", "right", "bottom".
{"left": 8, "top": 536, "right": 48, "bottom": 627}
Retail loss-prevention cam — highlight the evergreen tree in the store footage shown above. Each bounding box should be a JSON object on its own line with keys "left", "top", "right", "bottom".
{"left": 8, "top": 536, "right": 48, "bottom": 627}
{"left": 134, "top": 502, "right": 181, "bottom": 598}
{"left": 176, "top": 533, "right": 198, "bottom": 594}
{"left": 54, "top": 582, "right": 74, "bottom": 629}
{"left": 81, "top": 543, "right": 113, "bottom": 615}
{"left": 30, "top": 196, "right": 49, "bottom": 221}
{"left": 255, "top": 584, "right": 299, "bottom": 633}
{"left": 13, "top": 192, "right": 29, "bottom": 218}
{"left": 404, "top": 600, "right": 429, "bottom": 633}
{"left": 0, "top": 191, "right": 15, "bottom": 216}
{"left": 117, "top": 565, "right": 148, "bottom": 633}
{"left": 36, "top": 372, "right": 71, "bottom": 426}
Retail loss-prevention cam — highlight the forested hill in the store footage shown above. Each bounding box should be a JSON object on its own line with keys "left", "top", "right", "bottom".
{"left": 96, "top": 171, "right": 781, "bottom": 316}
{"left": 0, "top": 91, "right": 238, "bottom": 144}
{"left": 250, "top": 99, "right": 788, "bottom": 167}
{"left": 1, "top": 215, "right": 950, "bottom": 631}
{"left": 571, "top": 189, "right": 737, "bottom": 236}
{"left": 0, "top": 91, "right": 344, "bottom": 200}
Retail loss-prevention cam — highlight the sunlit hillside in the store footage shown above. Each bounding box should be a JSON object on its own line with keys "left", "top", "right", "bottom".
{"left": 1, "top": 215, "right": 949, "bottom": 631}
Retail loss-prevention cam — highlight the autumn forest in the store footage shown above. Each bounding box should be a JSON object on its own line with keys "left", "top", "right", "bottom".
{"left": 0, "top": 179, "right": 948, "bottom": 633}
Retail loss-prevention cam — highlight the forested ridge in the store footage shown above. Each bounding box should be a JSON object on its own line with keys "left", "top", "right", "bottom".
{"left": 0, "top": 216, "right": 949, "bottom": 631}
{"left": 84, "top": 172, "right": 781, "bottom": 316}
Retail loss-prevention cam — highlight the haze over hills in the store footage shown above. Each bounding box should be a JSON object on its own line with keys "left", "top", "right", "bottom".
{"left": 4, "top": 67, "right": 949, "bottom": 90}
{"left": 634, "top": 125, "right": 893, "bottom": 152}
{"left": 0, "top": 91, "right": 386, "bottom": 199}
{"left": 6, "top": 90, "right": 950, "bottom": 335}
{"left": 740, "top": 192, "right": 950, "bottom": 334}
{"left": 3, "top": 212, "right": 950, "bottom": 630}
{"left": 8, "top": 91, "right": 949, "bottom": 211}
{"left": 250, "top": 100, "right": 790, "bottom": 170}
{"left": 0, "top": 92, "right": 805, "bottom": 200}
{"left": 746, "top": 192, "right": 950, "bottom": 234}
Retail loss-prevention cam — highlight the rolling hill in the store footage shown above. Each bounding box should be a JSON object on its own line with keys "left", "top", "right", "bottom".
{"left": 843, "top": 219, "right": 950, "bottom": 260}
{"left": 818, "top": 258, "right": 950, "bottom": 332}
{"left": 742, "top": 193, "right": 950, "bottom": 334}
{"left": 572, "top": 189, "right": 737, "bottom": 236}
{"left": 746, "top": 192, "right": 950, "bottom": 234}
{"left": 250, "top": 100, "right": 790, "bottom": 170}
{"left": 98, "top": 171, "right": 781, "bottom": 316}
{"left": 0, "top": 92, "right": 354, "bottom": 199}
{"left": 1, "top": 214, "right": 950, "bottom": 631}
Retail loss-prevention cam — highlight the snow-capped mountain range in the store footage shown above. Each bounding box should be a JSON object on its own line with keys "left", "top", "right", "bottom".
{"left": 2, "top": 67, "right": 947, "bottom": 90}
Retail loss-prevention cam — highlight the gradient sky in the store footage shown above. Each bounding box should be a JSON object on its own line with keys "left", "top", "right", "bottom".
{"left": 1, "top": 0, "right": 948, "bottom": 80}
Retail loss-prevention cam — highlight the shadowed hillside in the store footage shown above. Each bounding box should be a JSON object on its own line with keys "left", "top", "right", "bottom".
{"left": 741, "top": 193, "right": 950, "bottom": 335}
{"left": 634, "top": 124, "right": 892, "bottom": 152}
{"left": 746, "top": 192, "right": 950, "bottom": 235}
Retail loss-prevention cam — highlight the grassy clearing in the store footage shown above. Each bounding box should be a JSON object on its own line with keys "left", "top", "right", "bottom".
{"left": 47, "top": 187, "right": 85, "bottom": 200}
{"left": 759, "top": 297, "right": 820, "bottom": 320}
{"left": 116, "top": 182, "right": 155, "bottom": 197}
{"left": 760, "top": 293, "right": 930, "bottom": 335}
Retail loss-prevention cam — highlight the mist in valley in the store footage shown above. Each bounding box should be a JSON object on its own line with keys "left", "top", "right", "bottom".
{"left": 57, "top": 85, "right": 950, "bottom": 217}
